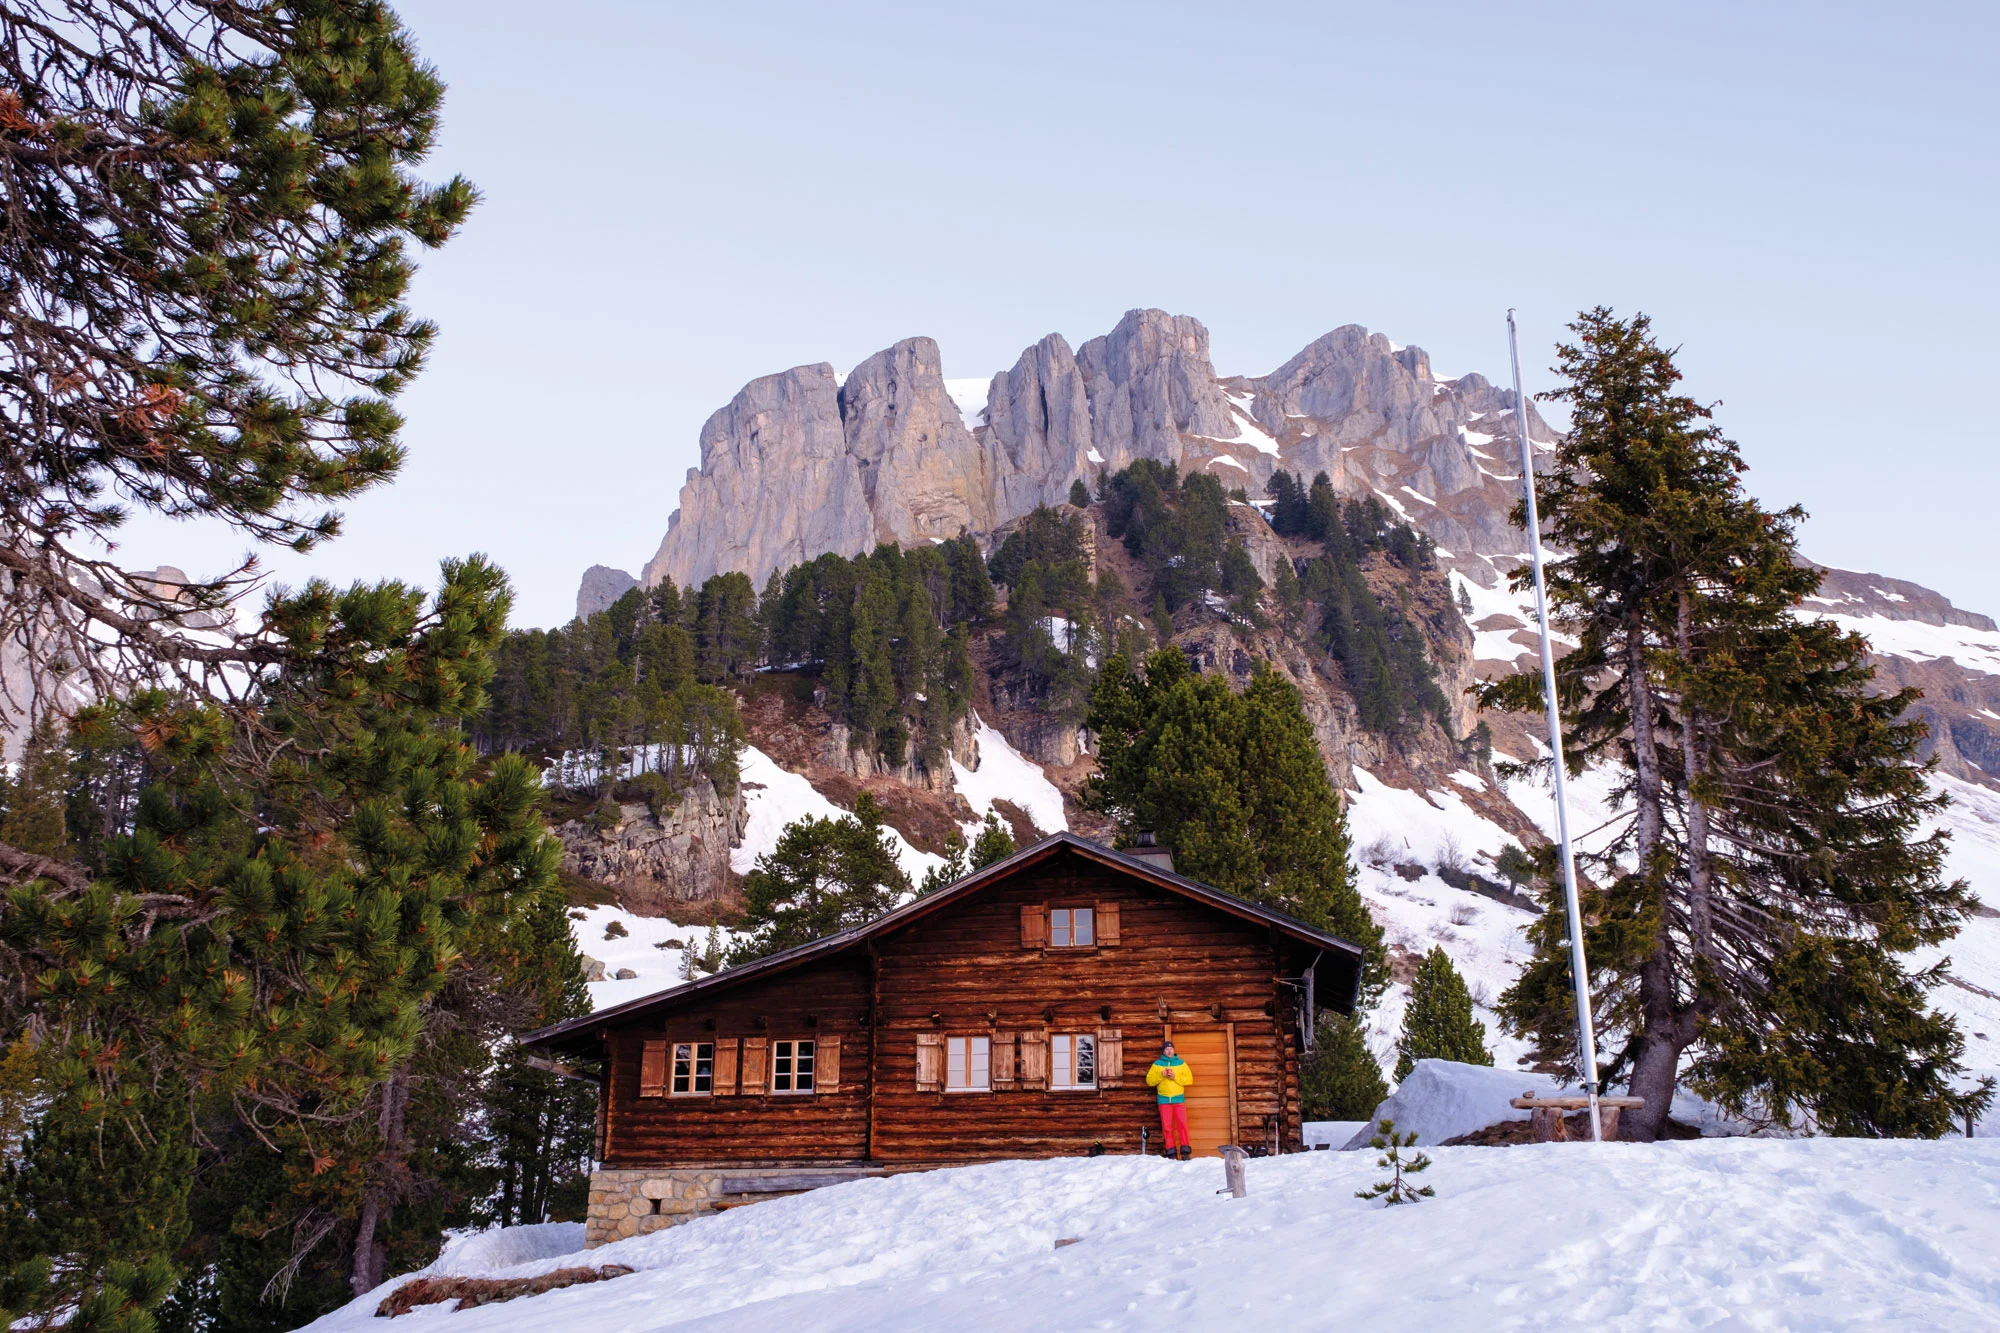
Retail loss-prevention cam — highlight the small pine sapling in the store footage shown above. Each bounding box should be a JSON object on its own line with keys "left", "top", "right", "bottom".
{"left": 1355, "top": 1119, "right": 1434, "bottom": 1206}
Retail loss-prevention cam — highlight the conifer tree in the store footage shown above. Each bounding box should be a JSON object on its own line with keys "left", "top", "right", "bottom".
{"left": 1300, "top": 1013, "right": 1389, "bottom": 1120}
{"left": 0, "top": 718, "right": 72, "bottom": 860}
{"left": 1394, "top": 947, "right": 1492, "bottom": 1080}
{"left": 1070, "top": 478, "right": 1091, "bottom": 508}
{"left": 1086, "top": 648, "right": 1384, "bottom": 1000}
{"left": 969, "top": 812, "right": 1017, "bottom": 868}
{"left": 730, "top": 795, "right": 911, "bottom": 961}
{"left": 1487, "top": 309, "right": 1989, "bottom": 1139}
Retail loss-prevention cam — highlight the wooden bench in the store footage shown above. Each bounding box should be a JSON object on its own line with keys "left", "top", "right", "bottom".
{"left": 1510, "top": 1093, "right": 1645, "bottom": 1141}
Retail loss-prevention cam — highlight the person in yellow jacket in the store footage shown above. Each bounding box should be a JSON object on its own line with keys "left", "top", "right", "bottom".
{"left": 1146, "top": 1040, "right": 1195, "bottom": 1160}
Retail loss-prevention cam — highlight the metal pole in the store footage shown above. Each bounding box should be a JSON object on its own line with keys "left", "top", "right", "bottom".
{"left": 1507, "top": 310, "right": 1605, "bottom": 1143}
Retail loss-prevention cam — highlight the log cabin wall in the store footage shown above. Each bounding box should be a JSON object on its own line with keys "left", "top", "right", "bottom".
{"left": 868, "top": 852, "right": 1306, "bottom": 1160}
{"left": 601, "top": 954, "right": 870, "bottom": 1168}
{"left": 596, "top": 844, "right": 1314, "bottom": 1168}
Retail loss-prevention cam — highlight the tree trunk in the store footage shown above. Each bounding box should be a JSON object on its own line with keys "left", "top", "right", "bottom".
{"left": 350, "top": 1068, "right": 409, "bottom": 1297}
{"left": 1677, "top": 591, "right": 1715, "bottom": 965}
{"left": 1621, "top": 605, "right": 1686, "bottom": 1141}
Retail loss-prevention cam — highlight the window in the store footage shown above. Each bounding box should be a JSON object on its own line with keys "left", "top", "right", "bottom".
{"left": 946, "top": 1035, "right": 990, "bottom": 1092}
{"left": 772, "top": 1039, "right": 816, "bottom": 1093}
{"left": 671, "top": 1041, "right": 713, "bottom": 1095}
{"left": 1051, "top": 1033, "right": 1097, "bottom": 1090}
{"left": 1049, "top": 906, "right": 1094, "bottom": 948}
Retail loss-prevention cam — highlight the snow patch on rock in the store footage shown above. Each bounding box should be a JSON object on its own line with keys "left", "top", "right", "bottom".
{"left": 950, "top": 715, "right": 1067, "bottom": 837}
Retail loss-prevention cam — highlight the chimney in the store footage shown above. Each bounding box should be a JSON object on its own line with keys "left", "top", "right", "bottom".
{"left": 1128, "top": 830, "right": 1174, "bottom": 873}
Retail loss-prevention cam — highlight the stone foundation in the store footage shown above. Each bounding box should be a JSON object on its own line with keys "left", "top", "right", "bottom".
{"left": 584, "top": 1166, "right": 886, "bottom": 1245}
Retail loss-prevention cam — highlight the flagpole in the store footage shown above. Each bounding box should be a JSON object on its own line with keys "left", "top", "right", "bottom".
{"left": 1507, "top": 309, "right": 1604, "bottom": 1142}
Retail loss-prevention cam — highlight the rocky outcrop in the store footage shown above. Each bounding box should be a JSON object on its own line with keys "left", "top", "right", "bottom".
{"left": 553, "top": 780, "right": 747, "bottom": 913}
{"left": 577, "top": 565, "right": 639, "bottom": 620}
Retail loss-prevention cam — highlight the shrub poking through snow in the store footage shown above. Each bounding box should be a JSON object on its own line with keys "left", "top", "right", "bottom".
{"left": 377, "top": 1265, "right": 634, "bottom": 1317}
{"left": 1355, "top": 1119, "right": 1434, "bottom": 1206}
{"left": 604, "top": 920, "right": 629, "bottom": 940}
{"left": 1394, "top": 946, "right": 1493, "bottom": 1080}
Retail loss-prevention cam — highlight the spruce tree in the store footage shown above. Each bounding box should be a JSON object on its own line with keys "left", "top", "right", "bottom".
{"left": 730, "top": 795, "right": 911, "bottom": 961}
{"left": 1070, "top": 478, "right": 1091, "bottom": 508}
{"left": 1487, "top": 309, "right": 1990, "bottom": 1139}
{"left": 1394, "top": 947, "right": 1492, "bottom": 1080}
{"left": 969, "top": 812, "right": 1017, "bottom": 868}
{"left": 0, "top": 718, "right": 72, "bottom": 860}
{"left": 1086, "top": 648, "right": 1384, "bottom": 1000}
{"left": 1300, "top": 1013, "right": 1389, "bottom": 1120}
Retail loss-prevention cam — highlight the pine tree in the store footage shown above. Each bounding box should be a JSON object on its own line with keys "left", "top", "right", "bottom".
{"left": 1487, "top": 309, "right": 1990, "bottom": 1139}
{"left": 969, "top": 812, "right": 1016, "bottom": 868}
{"left": 730, "top": 795, "right": 911, "bottom": 961}
{"left": 1085, "top": 648, "right": 1385, "bottom": 1000}
{"left": 1069, "top": 478, "right": 1091, "bottom": 508}
{"left": 1300, "top": 1013, "right": 1389, "bottom": 1120}
{"left": 0, "top": 718, "right": 72, "bottom": 860}
{"left": 1394, "top": 947, "right": 1492, "bottom": 1080}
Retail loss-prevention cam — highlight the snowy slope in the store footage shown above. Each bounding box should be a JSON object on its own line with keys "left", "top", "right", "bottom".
{"left": 569, "top": 905, "right": 747, "bottom": 1012}
{"left": 733, "top": 745, "right": 946, "bottom": 885}
{"left": 311, "top": 1140, "right": 2000, "bottom": 1332}
{"left": 949, "top": 714, "right": 1068, "bottom": 836}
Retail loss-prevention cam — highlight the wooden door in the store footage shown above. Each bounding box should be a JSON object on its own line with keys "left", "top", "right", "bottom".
{"left": 1166, "top": 1027, "right": 1236, "bottom": 1158}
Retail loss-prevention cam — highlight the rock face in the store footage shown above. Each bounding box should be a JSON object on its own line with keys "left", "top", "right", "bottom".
{"left": 553, "top": 780, "right": 747, "bottom": 913}
{"left": 599, "top": 306, "right": 2000, "bottom": 792}
{"left": 618, "top": 308, "right": 1558, "bottom": 598}
{"left": 577, "top": 565, "right": 639, "bottom": 620}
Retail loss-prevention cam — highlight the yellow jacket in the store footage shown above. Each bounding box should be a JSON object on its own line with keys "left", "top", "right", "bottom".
{"left": 1146, "top": 1055, "right": 1193, "bottom": 1103}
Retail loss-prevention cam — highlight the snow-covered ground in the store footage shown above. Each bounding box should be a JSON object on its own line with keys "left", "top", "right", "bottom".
{"left": 311, "top": 1139, "right": 2000, "bottom": 1331}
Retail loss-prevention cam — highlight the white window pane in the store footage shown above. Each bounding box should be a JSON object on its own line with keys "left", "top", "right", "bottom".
{"left": 971, "top": 1036, "right": 990, "bottom": 1090}
{"left": 1050, "top": 908, "right": 1071, "bottom": 947}
{"left": 948, "top": 1037, "right": 967, "bottom": 1090}
{"left": 1052, "top": 1035, "right": 1072, "bottom": 1089}
{"left": 1077, "top": 1034, "right": 1096, "bottom": 1086}
{"left": 1074, "top": 908, "right": 1094, "bottom": 946}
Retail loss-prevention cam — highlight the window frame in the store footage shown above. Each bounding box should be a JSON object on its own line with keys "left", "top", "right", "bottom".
{"left": 1048, "top": 905, "right": 1096, "bottom": 949}
{"left": 771, "top": 1038, "right": 817, "bottom": 1095}
{"left": 670, "top": 1040, "right": 714, "bottom": 1097}
{"left": 945, "top": 1034, "right": 992, "bottom": 1093}
{"left": 1050, "top": 1032, "right": 1098, "bottom": 1091}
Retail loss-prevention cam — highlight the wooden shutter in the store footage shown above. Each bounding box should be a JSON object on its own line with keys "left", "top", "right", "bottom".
{"left": 916, "top": 1032, "right": 944, "bottom": 1092}
{"left": 713, "top": 1038, "right": 741, "bottom": 1096}
{"left": 990, "top": 1030, "right": 1018, "bottom": 1089}
{"left": 816, "top": 1037, "right": 840, "bottom": 1094}
{"left": 1095, "top": 902, "right": 1121, "bottom": 946}
{"left": 639, "top": 1039, "right": 668, "bottom": 1098}
{"left": 1019, "top": 1027, "right": 1049, "bottom": 1091}
{"left": 740, "top": 1036, "right": 769, "bottom": 1095}
{"left": 1096, "top": 1027, "right": 1124, "bottom": 1088}
{"left": 1020, "top": 904, "right": 1048, "bottom": 948}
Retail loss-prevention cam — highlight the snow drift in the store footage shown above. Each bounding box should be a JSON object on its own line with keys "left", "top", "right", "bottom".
{"left": 311, "top": 1139, "right": 2000, "bottom": 1331}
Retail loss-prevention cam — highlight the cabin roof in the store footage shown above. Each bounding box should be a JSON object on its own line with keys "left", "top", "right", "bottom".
{"left": 521, "top": 831, "right": 1367, "bottom": 1056}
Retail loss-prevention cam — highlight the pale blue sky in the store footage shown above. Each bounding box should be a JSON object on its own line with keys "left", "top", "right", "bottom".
{"left": 119, "top": 1, "right": 1999, "bottom": 628}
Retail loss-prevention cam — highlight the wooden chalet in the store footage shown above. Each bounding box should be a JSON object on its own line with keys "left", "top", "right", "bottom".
{"left": 523, "top": 832, "right": 1365, "bottom": 1244}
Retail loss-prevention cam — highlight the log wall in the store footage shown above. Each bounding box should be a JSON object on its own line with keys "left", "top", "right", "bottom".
{"left": 598, "top": 846, "right": 1310, "bottom": 1168}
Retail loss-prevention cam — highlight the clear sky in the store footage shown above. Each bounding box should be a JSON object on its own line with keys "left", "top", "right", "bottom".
{"left": 116, "top": 1, "right": 1999, "bottom": 629}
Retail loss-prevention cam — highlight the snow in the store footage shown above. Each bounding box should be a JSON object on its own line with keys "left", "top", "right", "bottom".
{"left": 949, "top": 714, "right": 1068, "bottom": 837}
{"left": 1214, "top": 405, "right": 1280, "bottom": 456}
{"left": 1450, "top": 568, "right": 1577, "bottom": 662}
{"left": 1339, "top": 1058, "right": 1570, "bottom": 1148}
{"left": 569, "top": 905, "right": 747, "bottom": 1011}
{"left": 1085, "top": 447, "right": 1104, "bottom": 464}
{"left": 732, "top": 746, "right": 945, "bottom": 885}
{"left": 1400, "top": 485, "right": 1437, "bottom": 507}
{"left": 942, "top": 377, "right": 991, "bottom": 426}
{"left": 1801, "top": 609, "right": 2000, "bottom": 675}
{"left": 1205, "top": 453, "right": 1248, "bottom": 471}
{"left": 433, "top": 1223, "right": 587, "bottom": 1275}
{"left": 310, "top": 1140, "right": 2000, "bottom": 1332}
